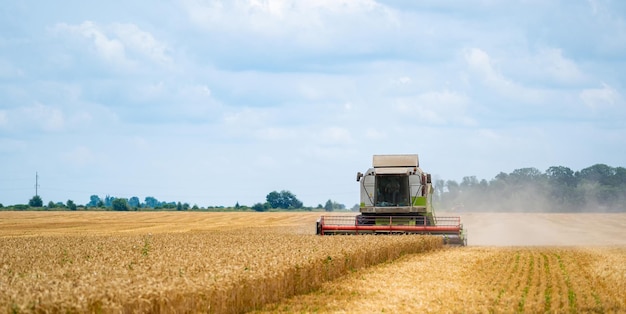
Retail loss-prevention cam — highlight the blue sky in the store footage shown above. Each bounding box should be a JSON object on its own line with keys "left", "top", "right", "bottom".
{"left": 1, "top": 0, "right": 625, "bottom": 207}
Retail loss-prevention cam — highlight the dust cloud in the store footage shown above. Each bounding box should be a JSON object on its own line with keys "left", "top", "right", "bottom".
{"left": 442, "top": 178, "right": 626, "bottom": 214}
{"left": 439, "top": 180, "right": 626, "bottom": 246}
{"left": 451, "top": 212, "right": 626, "bottom": 246}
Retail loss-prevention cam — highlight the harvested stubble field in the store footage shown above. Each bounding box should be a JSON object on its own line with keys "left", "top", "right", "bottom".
{"left": 256, "top": 212, "right": 626, "bottom": 313}
{"left": 256, "top": 247, "right": 626, "bottom": 313}
{"left": 0, "top": 212, "right": 440, "bottom": 313}
{"left": 1, "top": 212, "right": 625, "bottom": 313}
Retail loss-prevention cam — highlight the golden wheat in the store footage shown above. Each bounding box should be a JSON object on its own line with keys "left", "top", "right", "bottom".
{"left": 0, "top": 212, "right": 441, "bottom": 313}
{"left": 256, "top": 246, "right": 626, "bottom": 313}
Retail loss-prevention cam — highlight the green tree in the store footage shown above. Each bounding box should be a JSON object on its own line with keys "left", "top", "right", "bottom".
{"left": 577, "top": 164, "right": 614, "bottom": 185}
{"left": 29, "top": 195, "right": 43, "bottom": 207}
{"left": 266, "top": 191, "right": 282, "bottom": 208}
{"left": 509, "top": 167, "right": 545, "bottom": 184}
{"left": 434, "top": 179, "right": 445, "bottom": 203}
{"left": 47, "top": 201, "right": 56, "bottom": 209}
{"left": 546, "top": 166, "right": 576, "bottom": 186}
{"left": 67, "top": 200, "right": 77, "bottom": 211}
{"left": 252, "top": 202, "right": 269, "bottom": 212}
{"left": 87, "top": 195, "right": 101, "bottom": 207}
{"left": 324, "top": 199, "right": 333, "bottom": 212}
{"left": 461, "top": 176, "right": 478, "bottom": 188}
{"left": 266, "top": 190, "right": 303, "bottom": 209}
{"left": 128, "top": 196, "right": 140, "bottom": 208}
{"left": 546, "top": 166, "right": 578, "bottom": 210}
{"left": 13, "top": 204, "right": 29, "bottom": 210}
{"left": 112, "top": 198, "right": 129, "bottom": 211}
{"left": 144, "top": 196, "right": 159, "bottom": 208}
{"left": 104, "top": 195, "right": 114, "bottom": 207}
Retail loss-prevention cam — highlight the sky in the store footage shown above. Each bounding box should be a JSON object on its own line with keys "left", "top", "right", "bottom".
{"left": 1, "top": 0, "right": 625, "bottom": 208}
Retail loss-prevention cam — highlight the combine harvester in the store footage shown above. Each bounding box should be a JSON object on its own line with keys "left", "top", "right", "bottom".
{"left": 316, "top": 154, "right": 467, "bottom": 246}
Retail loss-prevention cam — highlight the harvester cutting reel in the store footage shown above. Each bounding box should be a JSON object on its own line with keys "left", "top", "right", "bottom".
{"left": 316, "top": 215, "right": 467, "bottom": 246}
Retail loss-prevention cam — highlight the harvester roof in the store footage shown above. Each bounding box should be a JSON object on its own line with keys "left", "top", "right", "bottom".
{"left": 373, "top": 154, "right": 419, "bottom": 168}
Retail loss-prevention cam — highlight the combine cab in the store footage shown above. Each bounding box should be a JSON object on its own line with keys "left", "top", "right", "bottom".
{"left": 316, "top": 154, "right": 466, "bottom": 246}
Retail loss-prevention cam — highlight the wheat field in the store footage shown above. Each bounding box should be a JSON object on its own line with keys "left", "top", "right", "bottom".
{"left": 255, "top": 247, "right": 626, "bottom": 313}
{"left": 255, "top": 213, "right": 626, "bottom": 313}
{"left": 0, "top": 211, "right": 440, "bottom": 313}
{"left": 1, "top": 211, "right": 625, "bottom": 313}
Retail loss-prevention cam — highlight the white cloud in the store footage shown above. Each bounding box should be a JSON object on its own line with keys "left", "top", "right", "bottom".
{"left": 181, "top": 0, "right": 397, "bottom": 50}
{"left": 0, "top": 100, "right": 120, "bottom": 133}
{"left": 111, "top": 23, "right": 172, "bottom": 65}
{"left": 394, "top": 90, "right": 474, "bottom": 126}
{"left": 135, "top": 81, "right": 166, "bottom": 100}
{"left": 464, "top": 48, "right": 511, "bottom": 88}
{"left": 183, "top": 0, "right": 388, "bottom": 30}
{"left": 181, "top": 84, "right": 212, "bottom": 98}
{"left": 463, "top": 47, "right": 555, "bottom": 106}
{"left": 580, "top": 83, "right": 620, "bottom": 109}
{"left": 220, "top": 107, "right": 275, "bottom": 139}
{"left": 536, "top": 48, "right": 584, "bottom": 84}
{"left": 2, "top": 0, "right": 626, "bottom": 208}
{"left": 56, "top": 21, "right": 130, "bottom": 68}
{"left": 54, "top": 21, "right": 171, "bottom": 69}
{"left": 20, "top": 103, "right": 65, "bottom": 132}
{"left": 502, "top": 47, "right": 587, "bottom": 88}
{"left": 396, "top": 76, "right": 412, "bottom": 85}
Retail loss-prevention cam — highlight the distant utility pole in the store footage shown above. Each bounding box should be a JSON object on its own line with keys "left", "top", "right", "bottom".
{"left": 35, "top": 172, "right": 40, "bottom": 196}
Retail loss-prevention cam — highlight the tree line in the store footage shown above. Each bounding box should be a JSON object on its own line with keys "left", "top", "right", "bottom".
{"left": 251, "top": 190, "right": 347, "bottom": 212}
{"left": 434, "top": 164, "right": 626, "bottom": 212}
{"left": 1, "top": 190, "right": 348, "bottom": 212}
{"left": 4, "top": 163, "right": 623, "bottom": 212}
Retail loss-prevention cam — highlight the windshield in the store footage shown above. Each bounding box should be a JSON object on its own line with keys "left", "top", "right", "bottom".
{"left": 375, "top": 175, "right": 410, "bottom": 207}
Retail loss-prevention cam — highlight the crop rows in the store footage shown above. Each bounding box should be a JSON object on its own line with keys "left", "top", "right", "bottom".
{"left": 0, "top": 229, "right": 442, "bottom": 313}
{"left": 256, "top": 247, "right": 626, "bottom": 313}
